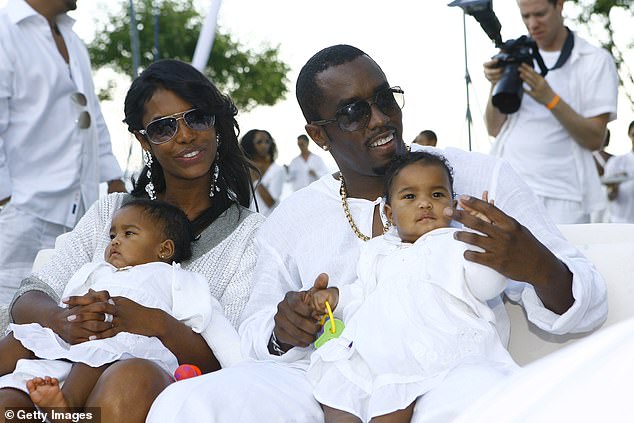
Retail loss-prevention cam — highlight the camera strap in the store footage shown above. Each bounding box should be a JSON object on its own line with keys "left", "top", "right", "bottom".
{"left": 547, "top": 27, "right": 575, "bottom": 72}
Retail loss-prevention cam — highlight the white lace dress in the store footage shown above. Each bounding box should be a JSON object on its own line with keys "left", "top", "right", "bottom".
{"left": 308, "top": 228, "right": 518, "bottom": 421}
{"left": 0, "top": 193, "right": 264, "bottom": 392}
{"left": 9, "top": 261, "right": 213, "bottom": 377}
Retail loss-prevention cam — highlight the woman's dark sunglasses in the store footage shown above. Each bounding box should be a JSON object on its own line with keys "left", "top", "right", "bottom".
{"left": 139, "top": 109, "right": 215, "bottom": 145}
{"left": 310, "top": 86, "right": 404, "bottom": 132}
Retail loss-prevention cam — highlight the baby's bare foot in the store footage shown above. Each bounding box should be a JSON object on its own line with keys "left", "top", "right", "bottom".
{"left": 26, "top": 376, "right": 69, "bottom": 409}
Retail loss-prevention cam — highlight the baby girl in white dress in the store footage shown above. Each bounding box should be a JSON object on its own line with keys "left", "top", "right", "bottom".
{"left": 307, "top": 151, "right": 519, "bottom": 423}
{"left": 0, "top": 199, "right": 219, "bottom": 412}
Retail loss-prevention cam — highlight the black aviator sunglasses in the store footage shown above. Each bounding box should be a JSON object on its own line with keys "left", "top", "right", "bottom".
{"left": 138, "top": 108, "right": 215, "bottom": 145}
{"left": 310, "top": 86, "right": 405, "bottom": 132}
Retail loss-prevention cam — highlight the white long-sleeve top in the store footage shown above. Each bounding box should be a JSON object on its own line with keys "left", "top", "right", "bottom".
{"left": 287, "top": 152, "right": 330, "bottom": 192}
{"left": 0, "top": 0, "right": 122, "bottom": 226}
{"left": 239, "top": 146, "right": 608, "bottom": 368}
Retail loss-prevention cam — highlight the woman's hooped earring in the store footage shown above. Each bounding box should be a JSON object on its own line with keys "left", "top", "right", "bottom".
{"left": 209, "top": 134, "right": 221, "bottom": 198}
{"left": 143, "top": 150, "right": 156, "bottom": 200}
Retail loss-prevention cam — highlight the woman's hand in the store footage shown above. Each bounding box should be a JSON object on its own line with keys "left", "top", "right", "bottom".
{"left": 54, "top": 289, "right": 117, "bottom": 344}
{"left": 90, "top": 296, "right": 163, "bottom": 340}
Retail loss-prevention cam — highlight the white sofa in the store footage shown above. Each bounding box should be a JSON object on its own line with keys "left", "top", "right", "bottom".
{"left": 505, "top": 223, "right": 634, "bottom": 365}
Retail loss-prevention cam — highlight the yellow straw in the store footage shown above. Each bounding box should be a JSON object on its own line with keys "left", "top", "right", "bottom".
{"left": 325, "top": 301, "right": 336, "bottom": 334}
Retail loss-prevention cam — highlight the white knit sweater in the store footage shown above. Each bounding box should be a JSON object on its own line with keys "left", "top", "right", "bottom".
{"left": 2, "top": 193, "right": 264, "bottom": 332}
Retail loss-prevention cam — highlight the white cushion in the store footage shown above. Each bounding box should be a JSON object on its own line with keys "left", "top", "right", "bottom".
{"left": 506, "top": 223, "right": 634, "bottom": 365}
{"left": 31, "top": 232, "right": 71, "bottom": 274}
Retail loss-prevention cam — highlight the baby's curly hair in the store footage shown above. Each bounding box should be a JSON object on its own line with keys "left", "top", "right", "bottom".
{"left": 384, "top": 151, "right": 455, "bottom": 204}
{"left": 120, "top": 199, "right": 194, "bottom": 263}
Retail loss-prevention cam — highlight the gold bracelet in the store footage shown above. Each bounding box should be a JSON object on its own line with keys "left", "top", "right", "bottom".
{"left": 546, "top": 94, "right": 561, "bottom": 110}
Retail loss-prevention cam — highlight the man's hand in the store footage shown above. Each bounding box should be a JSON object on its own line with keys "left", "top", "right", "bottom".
{"left": 272, "top": 273, "right": 329, "bottom": 350}
{"left": 518, "top": 63, "right": 556, "bottom": 106}
{"left": 606, "top": 182, "right": 620, "bottom": 201}
{"left": 483, "top": 58, "right": 503, "bottom": 85}
{"left": 446, "top": 195, "right": 573, "bottom": 314}
{"left": 107, "top": 179, "right": 127, "bottom": 193}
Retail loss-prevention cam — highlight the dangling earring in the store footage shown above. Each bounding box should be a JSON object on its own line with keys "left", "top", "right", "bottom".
{"left": 210, "top": 134, "right": 221, "bottom": 198}
{"left": 143, "top": 150, "right": 156, "bottom": 200}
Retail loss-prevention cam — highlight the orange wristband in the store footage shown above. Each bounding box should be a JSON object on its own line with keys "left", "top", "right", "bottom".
{"left": 546, "top": 94, "right": 560, "bottom": 110}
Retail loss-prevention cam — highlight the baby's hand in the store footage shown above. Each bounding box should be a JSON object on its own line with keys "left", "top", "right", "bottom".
{"left": 462, "top": 191, "right": 494, "bottom": 223}
{"left": 313, "top": 288, "right": 338, "bottom": 311}
{"left": 306, "top": 288, "right": 339, "bottom": 321}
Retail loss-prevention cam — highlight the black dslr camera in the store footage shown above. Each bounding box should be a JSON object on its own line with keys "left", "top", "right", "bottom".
{"left": 449, "top": 0, "right": 548, "bottom": 114}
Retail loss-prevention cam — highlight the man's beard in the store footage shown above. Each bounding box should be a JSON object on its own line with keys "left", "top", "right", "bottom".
{"left": 372, "top": 138, "right": 407, "bottom": 176}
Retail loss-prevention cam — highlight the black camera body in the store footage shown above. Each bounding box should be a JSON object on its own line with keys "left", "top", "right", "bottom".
{"left": 449, "top": 0, "right": 548, "bottom": 114}
{"left": 491, "top": 35, "right": 544, "bottom": 114}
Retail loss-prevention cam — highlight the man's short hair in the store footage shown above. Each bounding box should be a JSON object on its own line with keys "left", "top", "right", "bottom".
{"left": 419, "top": 130, "right": 437, "bottom": 142}
{"left": 296, "top": 44, "right": 367, "bottom": 123}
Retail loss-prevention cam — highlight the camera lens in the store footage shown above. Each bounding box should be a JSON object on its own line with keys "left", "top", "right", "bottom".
{"left": 492, "top": 64, "right": 523, "bottom": 114}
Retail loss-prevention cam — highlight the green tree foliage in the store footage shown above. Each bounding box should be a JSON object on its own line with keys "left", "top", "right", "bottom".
{"left": 87, "top": 0, "right": 290, "bottom": 111}
{"left": 567, "top": 0, "right": 634, "bottom": 110}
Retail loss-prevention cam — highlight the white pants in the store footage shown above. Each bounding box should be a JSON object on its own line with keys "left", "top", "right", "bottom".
{"left": 538, "top": 196, "right": 590, "bottom": 224}
{"left": 0, "top": 204, "right": 68, "bottom": 304}
{"left": 146, "top": 360, "right": 514, "bottom": 423}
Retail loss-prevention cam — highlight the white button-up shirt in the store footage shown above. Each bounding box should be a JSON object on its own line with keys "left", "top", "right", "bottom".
{"left": 0, "top": 0, "right": 122, "bottom": 227}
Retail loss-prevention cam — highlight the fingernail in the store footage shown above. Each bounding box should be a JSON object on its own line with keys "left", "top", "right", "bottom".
{"left": 67, "top": 315, "right": 76, "bottom": 322}
{"left": 443, "top": 208, "right": 453, "bottom": 216}
{"left": 89, "top": 335, "right": 97, "bottom": 341}
{"left": 62, "top": 297, "right": 70, "bottom": 303}
{"left": 460, "top": 195, "right": 471, "bottom": 201}
{"left": 108, "top": 299, "right": 115, "bottom": 305}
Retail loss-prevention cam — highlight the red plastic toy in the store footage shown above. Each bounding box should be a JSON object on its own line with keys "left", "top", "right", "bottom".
{"left": 174, "top": 364, "right": 202, "bottom": 381}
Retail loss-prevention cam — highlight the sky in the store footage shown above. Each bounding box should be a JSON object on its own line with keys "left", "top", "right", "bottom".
{"left": 4, "top": 0, "right": 633, "bottom": 175}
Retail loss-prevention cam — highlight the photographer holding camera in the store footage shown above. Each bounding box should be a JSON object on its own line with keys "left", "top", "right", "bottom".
{"left": 483, "top": 0, "right": 618, "bottom": 224}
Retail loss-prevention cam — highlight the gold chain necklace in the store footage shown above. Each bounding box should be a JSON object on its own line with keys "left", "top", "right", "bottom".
{"left": 339, "top": 175, "right": 390, "bottom": 242}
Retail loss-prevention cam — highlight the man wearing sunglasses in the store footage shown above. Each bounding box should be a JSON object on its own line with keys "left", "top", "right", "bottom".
{"left": 0, "top": 0, "right": 124, "bottom": 304}
{"left": 147, "top": 44, "right": 606, "bottom": 422}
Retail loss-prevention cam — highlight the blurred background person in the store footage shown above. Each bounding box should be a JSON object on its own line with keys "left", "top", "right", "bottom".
{"left": 412, "top": 129, "right": 438, "bottom": 147}
{"left": 241, "top": 129, "right": 285, "bottom": 216}
{"left": 483, "top": 0, "right": 618, "bottom": 224}
{"left": 593, "top": 129, "right": 614, "bottom": 177}
{"left": 286, "top": 134, "right": 329, "bottom": 192}
{"left": 0, "top": 0, "right": 124, "bottom": 304}
{"left": 591, "top": 129, "right": 613, "bottom": 222}
{"left": 604, "top": 120, "right": 634, "bottom": 223}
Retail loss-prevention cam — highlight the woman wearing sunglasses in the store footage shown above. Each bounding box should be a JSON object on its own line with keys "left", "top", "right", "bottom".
{"left": 0, "top": 59, "right": 264, "bottom": 422}
{"left": 240, "top": 129, "right": 286, "bottom": 216}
